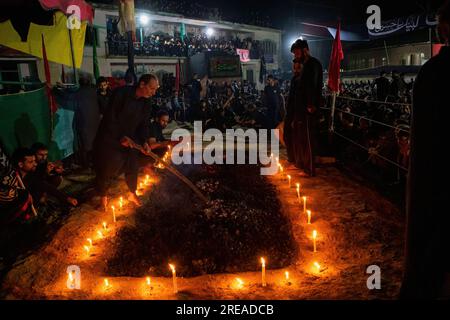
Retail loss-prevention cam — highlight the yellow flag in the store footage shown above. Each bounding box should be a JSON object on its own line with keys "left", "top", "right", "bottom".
{"left": 0, "top": 11, "right": 87, "bottom": 68}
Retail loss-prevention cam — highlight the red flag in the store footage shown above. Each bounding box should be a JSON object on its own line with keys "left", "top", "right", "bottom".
{"left": 38, "top": 0, "right": 94, "bottom": 23}
{"left": 42, "top": 35, "right": 58, "bottom": 114}
{"left": 327, "top": 22, "right": 344, "bottom": 93}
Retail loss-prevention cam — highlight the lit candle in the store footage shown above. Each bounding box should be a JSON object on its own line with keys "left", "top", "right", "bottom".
{"left": 83, "top": 245, "right": 90, "bottom": 254}
{"left": 145, "top": 175, "right": 150, "bottom": 185}
{"left": 296, "top": 183, "right": 300, "bottom": 201}
{"left": 287, "top": 175, "right": 291, "bottom": 188}
{"left": 261, "top": 257, "right": 266, "bottom": 287}
{"left": 111, "top": 205, "right": 116, "bottom": 223}
{"left": 169, "top": 264, "right": 178, "bottom": 293}
{"left": 139, "top": 182, "right": 144, "bottom": 190}
{"left": 119, "top": 197, "right": 123, "bottom": 211}
{"left": 87, "top": 238, "right": 93, "bottom": 247}
{"left": 313, "top": 230, "right": 317, "bottom": 252}
{"left": 102, "top": 222, "right": 107, "bottom": 231}
{"left": 146, "top": 276, "right": 151, "bottom": 288}
{"left": 307, "top": 210, "right": 312, "bottom": 224}
{"left": 285, "top": 271, "right": 290, "bottom": 284}
{"left": 97, "top": 230, "right": 103, "bottom": 239}
{"left": 302, "top": 196, "right": 307, "bottom": 214}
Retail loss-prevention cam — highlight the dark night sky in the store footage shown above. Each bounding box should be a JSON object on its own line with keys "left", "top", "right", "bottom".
{"left": 91, "top": 0, "right": 446, "bottom": 29}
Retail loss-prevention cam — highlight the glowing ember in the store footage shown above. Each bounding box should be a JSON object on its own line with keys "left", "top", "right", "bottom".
{"left": 235, "top": 278, "right": 244, "bottom": 289}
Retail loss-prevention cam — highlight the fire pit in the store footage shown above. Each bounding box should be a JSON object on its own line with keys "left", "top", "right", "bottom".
{"left": 106, "top": 164, "right": 297, "bottom": 277}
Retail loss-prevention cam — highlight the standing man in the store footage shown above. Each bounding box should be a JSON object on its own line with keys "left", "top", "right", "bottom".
{"left": 97, "top": 76, "right": 112, "bottom": 117}
{"left": 400, "top": 0, "right": 450, "bottom": 299}
{"left": 284, "top": 58, "right": 303, "bottom": 163}
{"left": 263, "top": 75, "right": 282, "bottom": 129}
{"left": 374, "top": 71, "right": 390, "bottom": 102}
{"left": 289, "top": 39, "right": 323, "bottom": 177}
{"left": 93, "top": 74, "right": 159, "bottom": 209}
{"left": 74, "top": 75, "right": 101, "bottom": 168}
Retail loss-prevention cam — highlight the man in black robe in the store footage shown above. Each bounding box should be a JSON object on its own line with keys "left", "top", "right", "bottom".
{"left": 93, "top": 74, "right": 159, "bottom": 209}
{"left": 284, "top": 58, "right": 303, "bottom": 163}
{"left": 288, "top": 39, "right": 323, "bottom": 177}
{"left": 400, "top": 1, "right": 450, "bottom": 299}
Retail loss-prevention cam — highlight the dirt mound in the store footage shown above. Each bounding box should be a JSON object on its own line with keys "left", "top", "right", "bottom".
{"left": 106, "top": 164, "right": 297, "bottom": 277}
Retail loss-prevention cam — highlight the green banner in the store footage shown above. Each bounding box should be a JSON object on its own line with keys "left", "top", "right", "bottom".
{"left": 0, "top": 87, "right": 75, "bottom": 161}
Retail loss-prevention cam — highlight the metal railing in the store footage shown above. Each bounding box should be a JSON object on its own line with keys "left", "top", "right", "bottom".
{"left": 322, "top": 94, "right": 411, "bottom": 172}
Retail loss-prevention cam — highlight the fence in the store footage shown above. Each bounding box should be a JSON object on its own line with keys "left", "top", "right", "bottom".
{"left": 322, "top": 93, "right": 411, "bottom": 173}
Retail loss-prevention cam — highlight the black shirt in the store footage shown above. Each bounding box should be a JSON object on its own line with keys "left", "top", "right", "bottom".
{"left": 148, "top": 121, "right": 165, "bottom": 142}
{"left": 95, "top": 86, "right": 152, "bottom": 149}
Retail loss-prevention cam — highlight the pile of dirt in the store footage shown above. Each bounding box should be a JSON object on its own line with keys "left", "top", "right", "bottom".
{"left": 106, "top": 164, "right": 297, "bottom": 277}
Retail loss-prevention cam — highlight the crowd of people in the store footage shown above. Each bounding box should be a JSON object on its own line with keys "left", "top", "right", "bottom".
{"left": 324, "top": 73, "right": 413, "bottom": 184}
{"left": 106, "top": 29, "right": 263, "bottom": 59}
{"left": 134, "top": 0, "right": 273, "bottom": 28}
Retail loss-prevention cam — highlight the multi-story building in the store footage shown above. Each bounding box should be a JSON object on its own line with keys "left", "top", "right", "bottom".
{"left": 0, "top": 2, "right": 282, "bottom": 91}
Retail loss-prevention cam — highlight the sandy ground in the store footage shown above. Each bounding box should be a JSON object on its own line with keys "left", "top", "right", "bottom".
{"left": 0, "top": 147, "right": 404, "bottom": 300}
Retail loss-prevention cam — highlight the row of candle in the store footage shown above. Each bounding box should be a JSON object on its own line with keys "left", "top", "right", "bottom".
{"left": 275, "top": 156, "right": 322, "bottom": 271}
{"left": 69, "top": 260, "right": 323, "bottom": 293}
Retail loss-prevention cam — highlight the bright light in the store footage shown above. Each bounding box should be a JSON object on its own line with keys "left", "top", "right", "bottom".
{"left": 206, "top": 27, "right": 215, "bottom": 37}
{"left": 139, "top": 14, "right": 150, "bottom": 26}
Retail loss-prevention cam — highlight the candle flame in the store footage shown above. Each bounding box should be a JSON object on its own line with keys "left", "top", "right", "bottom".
{"left": 146, "top": 277, "right": 151, "bottom": 286}
{"left": 307, "top": 210, "right": 311, "bottom": 224}
{"left": 97, "top": 230, "right": 103, "bottom": 238}
{"left": 111, "top": 205, "right": 115, "bottom": 211}
{"left": 104, "top": 278, "right": 110, "bottom": 287}
{"left": 83, "top": 245, "right": 90, "bottom": 253}
{"left": 296, "top": 183, "right": 300, "bottom": 190}
{"left": 287, "top": 175, "right": 291, "bottom": 180}
{"left": 87, "top": 238, "right": 92, "bottom": 247}
{"left": 102, "top": 222, "right": 107, "bottom": 230}
{"left": 235, "top": 278, "right": 244, "bottom": 288}
{"left": 285, "top": 271, "right": 289, "bottom": 280}
{"left": 313, "top": 230, "right": 317, "bottom": 239}
{"left": 260, "top": 257, "right": 266, "bottom": 267}
{"left": 169, "top": 264, "right": 176, "bottom": 273}
{"left": 68, "top": 272, "right": 74, "bottom": 282}
{"left": 314, "top": 262, "right": 321, "bottom": 271}
{"left": 303, "top": 196, "right": 307, "bottom": 201}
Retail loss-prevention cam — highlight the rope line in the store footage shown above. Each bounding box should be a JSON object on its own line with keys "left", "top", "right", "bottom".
{"left": 324, "top": 94, "right": 412, "bottom": 107}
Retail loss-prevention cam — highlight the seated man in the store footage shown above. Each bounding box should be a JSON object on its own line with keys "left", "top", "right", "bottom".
{"left": 139, "top": 110, "right": 178, "bottom": 170}
{"left": 0, "top": 163, "right": 34, "bottom": 224}
{"left": 31, "top": 142, "right": 63, "bottom": 188}
{"left": 12, "top": 148, "right": 78, "bottom": 209}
